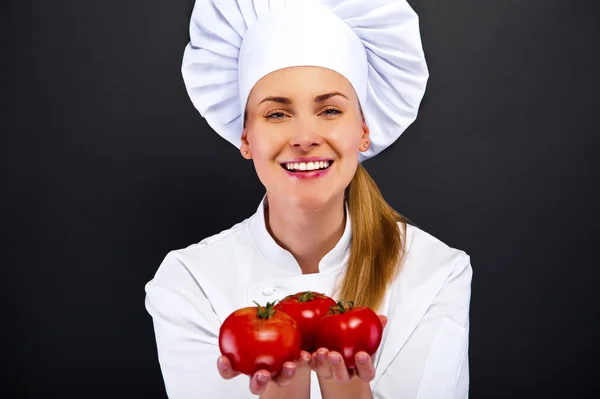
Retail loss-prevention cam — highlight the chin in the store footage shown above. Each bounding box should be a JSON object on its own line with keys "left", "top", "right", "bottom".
{"left": 281, "top": 190, "right": 342, "bottom": 212}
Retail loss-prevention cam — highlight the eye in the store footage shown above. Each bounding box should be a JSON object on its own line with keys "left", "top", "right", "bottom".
{"left": 321, "top": 107, "right": 342, "bottom": 116}
{"left": 265, "top": 111, "right": 288, "bottom": 119}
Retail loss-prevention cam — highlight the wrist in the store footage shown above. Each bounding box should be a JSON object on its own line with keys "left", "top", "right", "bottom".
{"left": 318, "top": 375, "right": 374, "bottom": 399}
{"left": 259, "top": 365, "right": 311, "bottom": 399}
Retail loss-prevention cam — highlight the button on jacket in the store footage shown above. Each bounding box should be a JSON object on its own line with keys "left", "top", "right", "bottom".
{"left": 145, "top": 197, "right": 473, "bottom": 398}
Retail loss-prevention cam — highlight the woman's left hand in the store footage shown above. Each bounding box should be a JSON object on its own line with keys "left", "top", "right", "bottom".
{"left": 310, "top": 315, "right": 388, "bottom": 384}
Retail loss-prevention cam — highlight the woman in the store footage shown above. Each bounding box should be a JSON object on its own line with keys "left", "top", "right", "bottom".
{"left": 145, "top": 0, "right": 472, "bottom": 398}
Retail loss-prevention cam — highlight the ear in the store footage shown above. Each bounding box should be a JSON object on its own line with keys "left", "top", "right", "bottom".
{"left": 240, "top": 129, "right": 252, "bottom": 159}
{"left": 359, "top": 121, "right": 371, "bottom": 152}
{"left": 361, "top": 121, "right": 370, "bottom": 140}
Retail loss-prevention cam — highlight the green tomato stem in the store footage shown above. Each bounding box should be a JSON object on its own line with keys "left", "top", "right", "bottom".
{"left": 253, "top": 301, "right": 277, "bottom": 319}
{"left": 329, "top": 299, "right": 354, "bottom": 314}
{"left": 297, "top": 291, "right": 316, "bottom": 302}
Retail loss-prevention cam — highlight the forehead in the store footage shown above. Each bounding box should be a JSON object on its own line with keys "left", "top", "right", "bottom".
{"left": 248, "top": 66, "right": 357, "bottom": 101}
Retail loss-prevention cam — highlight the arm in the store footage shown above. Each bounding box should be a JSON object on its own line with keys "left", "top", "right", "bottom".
{"left": 145, "top": 282, "right": 247, "bottom": 398}
{"left": 145, "top": 254, "right": 311, "bottom": 399}
{"left": 374, "top": 255, "right": 473, "bottom": 399}
{"left": 415, "top": 256, "right": 472, "bottom": 399}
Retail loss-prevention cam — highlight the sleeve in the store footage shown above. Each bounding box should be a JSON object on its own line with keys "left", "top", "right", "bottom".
{"left": 374, "top": 255, "right": 473, "bottom": 399}
{"left": 144, "top": 253, "right": 251, "bottom": 399}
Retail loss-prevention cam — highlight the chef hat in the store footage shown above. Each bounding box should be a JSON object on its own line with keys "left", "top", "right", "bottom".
{"left": 181, "top": 0, "right": 429, "bottom": 161}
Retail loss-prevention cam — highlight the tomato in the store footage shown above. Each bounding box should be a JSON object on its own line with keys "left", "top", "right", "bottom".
{"left": 219, "top": 301, "right": 302, "bottom": 376}
{"left": 274, "top": 291, "right": 337, "bottom": 352}
{"left": 315, "top": 300, "right": 383, "bottom": 369}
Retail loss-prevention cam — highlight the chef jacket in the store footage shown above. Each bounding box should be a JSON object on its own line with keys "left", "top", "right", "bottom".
{"left": 145, "top": 196, "right": 473, "bottom": 398}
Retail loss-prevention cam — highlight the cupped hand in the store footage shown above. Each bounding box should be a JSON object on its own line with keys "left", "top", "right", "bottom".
{"left": 309, "top": 315, "right": 388, "bottom": 385}
{"left": 217, "top": 350, "right": 312, "bottom": 395}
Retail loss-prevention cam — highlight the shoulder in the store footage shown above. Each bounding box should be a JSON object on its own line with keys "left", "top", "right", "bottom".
{"left": 145, "top": 216, "right": 258, "bottom": 320}
{"left": 150, "top": 218, "right": 252, "bottom": 285}
{"left": 395, "top": 222, "right": 472, "bottom": 292}
{"left": 404, "top": 223, "right": 470, "bottom": 266}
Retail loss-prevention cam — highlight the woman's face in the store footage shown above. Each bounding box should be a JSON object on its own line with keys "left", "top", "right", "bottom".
{"left": 241, "top": 66, "right": 370, "bottom": 210}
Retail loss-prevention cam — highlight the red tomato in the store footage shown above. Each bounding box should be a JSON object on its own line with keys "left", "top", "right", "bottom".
{"left": 315, "top": 300, "right": 383, "bottom": 369}
{"left": 219, "top": 301, "right": 302, "bottom": 376}
{"left": 274, "top": 291, "right": 337, "bottom": 352}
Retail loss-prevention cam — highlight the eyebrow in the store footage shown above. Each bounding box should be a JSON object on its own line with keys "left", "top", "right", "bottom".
{"left": 315, "top": 91, "right": 349, "bottom": 103}
{"left": 258, "top": 91, "right": 349, "bottom": 106}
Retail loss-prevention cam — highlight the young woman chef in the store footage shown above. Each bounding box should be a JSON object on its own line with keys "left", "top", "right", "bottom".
{"left": 145, "top": 0, "right": 472, "bottom": 398}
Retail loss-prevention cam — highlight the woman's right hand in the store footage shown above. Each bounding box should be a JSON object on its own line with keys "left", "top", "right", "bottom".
{"left": 217, "top": 351, "right": 312, "bottom": 396}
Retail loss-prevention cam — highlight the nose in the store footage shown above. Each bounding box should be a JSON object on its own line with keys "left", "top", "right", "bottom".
{"left": 289, "top": 120, "right": 323, "bottom": 151}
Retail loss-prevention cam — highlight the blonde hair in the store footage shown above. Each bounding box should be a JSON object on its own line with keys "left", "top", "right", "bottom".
{"left": 337, "top": 164, "right": 408, "bottom": 312}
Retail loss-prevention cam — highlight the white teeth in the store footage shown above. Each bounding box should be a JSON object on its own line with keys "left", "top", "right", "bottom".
{"left": 284, "top": 161, "right": 331, "bottom": 171}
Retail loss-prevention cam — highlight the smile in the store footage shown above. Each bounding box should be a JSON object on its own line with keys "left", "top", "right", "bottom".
{"left": 281, "top": 161, "right": 333, "bottom": 172}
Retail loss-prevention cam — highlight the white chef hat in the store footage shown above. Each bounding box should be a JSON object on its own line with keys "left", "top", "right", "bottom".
{"left": 181, "top": 0, "right": 429, "bottom": 161}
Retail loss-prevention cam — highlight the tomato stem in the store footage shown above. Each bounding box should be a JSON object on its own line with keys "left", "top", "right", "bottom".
{"left": 253, "top": 301, "right": 277, "bottom": 319}
{"left": 329, "top": 299, "right": 354, "bottom": 314}
{"left": 297, "top": 291, "right": 316, "bottom": 302}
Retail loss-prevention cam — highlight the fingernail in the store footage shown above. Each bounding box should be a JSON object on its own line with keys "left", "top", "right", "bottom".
{"left": 317, "top": 352, "right": 327, "bottom": 362}
{"left": 257, "top": 373, "right": 269, "bottom": 382}
{"left": 217, "top": 357, "right": 227, "bottom": 370}
{"left": 357, "top": 353, "right": 368, "bottom": 364}
{"left": 284, "top": 366, "right": 294, "bottom": 376}
{"left": 329, "top": 354, "right": 340, "bottom": 365}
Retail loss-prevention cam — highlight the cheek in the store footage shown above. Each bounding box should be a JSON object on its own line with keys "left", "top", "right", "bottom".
{"left": 246, "top": 127, "right": 286, "bottom": 163}
{"left": 328, "top": 125, "right": 363, "bottom": 154}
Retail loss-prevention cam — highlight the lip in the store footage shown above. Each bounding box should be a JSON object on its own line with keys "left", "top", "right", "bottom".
{"left": 282, "top": 166, "right": 332, "bottom": 180}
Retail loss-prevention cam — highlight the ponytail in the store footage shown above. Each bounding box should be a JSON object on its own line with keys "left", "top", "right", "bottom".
{"left": 337, "top": 164, "right": 408, "bottom": 312}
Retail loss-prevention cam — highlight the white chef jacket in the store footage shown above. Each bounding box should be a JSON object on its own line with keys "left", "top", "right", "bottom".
{"left": 145, "top": 196, "right": 473, "bottom": 399}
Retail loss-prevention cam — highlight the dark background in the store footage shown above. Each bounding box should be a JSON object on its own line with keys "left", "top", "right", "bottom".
{"left": 2, "top": 0, "right": 599, "bottom": 398}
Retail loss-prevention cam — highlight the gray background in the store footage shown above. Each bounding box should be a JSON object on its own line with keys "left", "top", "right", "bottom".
{"left": 2, "top": 0, "right": 599, "bottom": 397}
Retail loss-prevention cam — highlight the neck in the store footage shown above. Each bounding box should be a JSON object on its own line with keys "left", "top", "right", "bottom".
{"left": 264, "top": 193, "right": 346, "bottom": 274}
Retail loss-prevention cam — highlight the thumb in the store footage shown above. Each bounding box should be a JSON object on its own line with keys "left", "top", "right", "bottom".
{"left": 378, "top": 315, "right": 388, "bottom": 330}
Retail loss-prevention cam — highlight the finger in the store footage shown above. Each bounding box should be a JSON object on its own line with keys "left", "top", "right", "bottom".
{"left": 312, "top": 348, "right": 332, "bottom": 378}
{"left": 273, "top": 361, "right": 296, "bottom": 387}
{"left": 217, "top": 356, "right": 240, "bottom": 380}
{"left": 378, "top": 315, "right": 388, "bottom": 330}
{"left": 249, "top": 370, "right": 271, "bottom": 395}
{"left": 309, "top": 351, "right": 318, "bottom": 371}
{"left": 298, "top": 350, "right": 312, "bottom": 368}
{"left": 354, "top": 351, "right": 376, "bottom": 382}
{"left": 328, "top": 352, "right": 351, "bottom": 384}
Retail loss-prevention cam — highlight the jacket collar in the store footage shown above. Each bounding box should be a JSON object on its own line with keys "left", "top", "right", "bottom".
{"left": 249, "top": 194, "right": 352, "bottom": 275}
